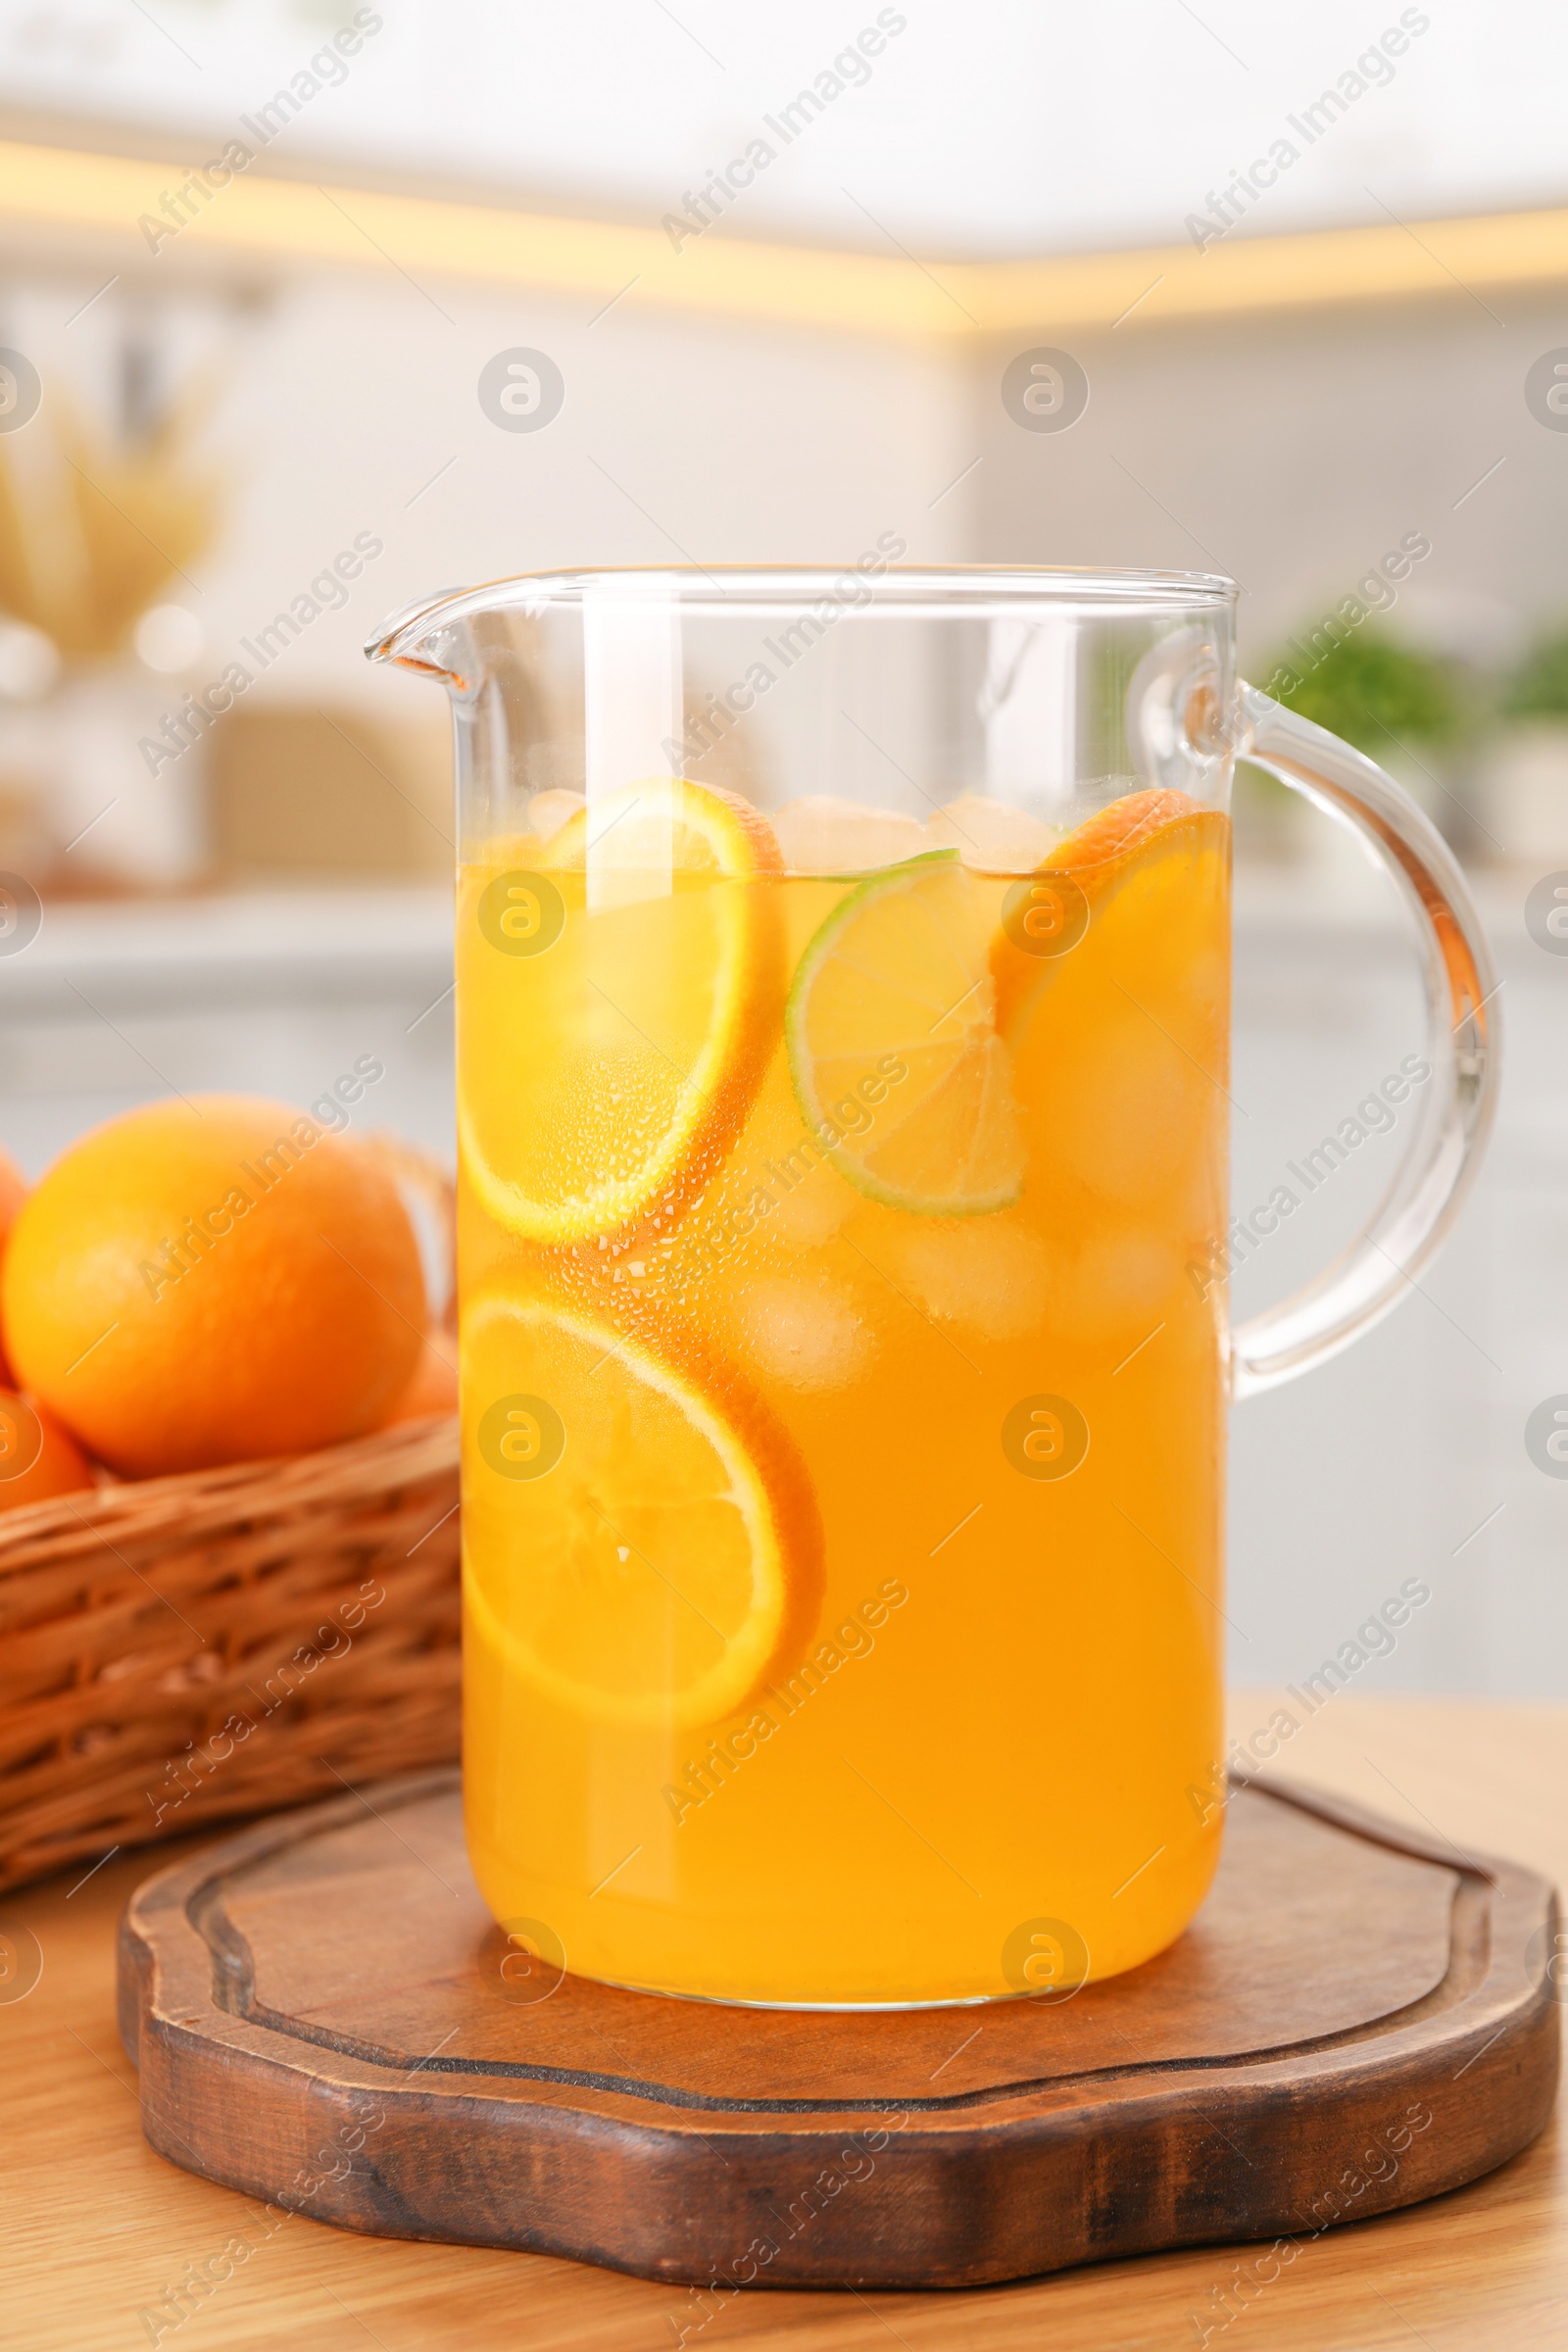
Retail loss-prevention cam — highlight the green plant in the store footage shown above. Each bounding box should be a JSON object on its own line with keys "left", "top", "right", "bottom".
{"left": 1265, "top": 628, "right": 1461, "bottom": 758}
{"left": 1501, "top": 626, "right": 1568, "bottom": 720}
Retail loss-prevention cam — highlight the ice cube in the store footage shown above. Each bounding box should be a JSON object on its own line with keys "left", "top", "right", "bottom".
{"left": 733, "top": 1275, "right": 874, "bottom": 1391}
{"left": 879, "top": 1218, "right": 1054, "bottom": 1341}
{"left": 924, "top": 796, "right": 1061, "bottom": 872}
{"left": 525, "top": 789, "right": 587, "bottom": 843}
{"left": 1053, "top": 1227, "right": 1183, "bottom": 1341}
{"left": 772, "top": 797, "right": 927, "bottom": 874}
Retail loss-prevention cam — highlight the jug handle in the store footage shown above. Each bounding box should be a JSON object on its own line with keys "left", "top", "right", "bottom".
{"left": 1225, "top": 683, "right": 1499, "bottom": 1400}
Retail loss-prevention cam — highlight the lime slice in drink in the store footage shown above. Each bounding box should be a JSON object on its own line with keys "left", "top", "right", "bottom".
{"left": 784, "top": 851, "right": 1024, "bottom": 1215}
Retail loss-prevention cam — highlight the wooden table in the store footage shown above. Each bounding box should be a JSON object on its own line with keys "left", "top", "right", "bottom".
{"left": 6, "top": 1693, "right": 1563, "bottom": 2351}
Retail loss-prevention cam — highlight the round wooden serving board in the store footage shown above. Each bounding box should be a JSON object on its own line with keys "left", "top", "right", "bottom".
{"left": 118, "top": 1770, "right": 1558, "bottom": 2290}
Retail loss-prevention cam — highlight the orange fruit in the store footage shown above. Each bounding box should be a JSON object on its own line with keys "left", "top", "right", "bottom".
{"left": 0, "top": 1146, "right": 27, "bottom": 1384}
{"left": 2, "top": 1097, "right": 425, "bottom": 1478}
{"left": 0, "top": 1147, "right": 25, "bottom": 1237}
{"left": 459, "top": 778, "right": 784, "bottom": 1247}
{"left": 383, "top": 1333, "right": 460, "bottom": 1425}
{"left": 0, "top": 1389, "right": 92, "bottom": 1512}
{"left": 462, "top": 1291, "right": 824, "bottom": 1727}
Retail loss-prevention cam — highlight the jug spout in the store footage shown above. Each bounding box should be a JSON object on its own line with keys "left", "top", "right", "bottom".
{"left": 367, "top": 576, "right": 599, "bottom": 834}
{"left": 364, "top": 583, "right": 479, "bottom": 692}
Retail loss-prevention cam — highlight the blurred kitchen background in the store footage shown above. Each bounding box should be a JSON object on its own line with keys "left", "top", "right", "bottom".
{"left": 0, "top": 1, "right": 1564, "bottom": 1694}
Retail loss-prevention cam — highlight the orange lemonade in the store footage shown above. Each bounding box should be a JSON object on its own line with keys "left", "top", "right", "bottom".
{"left": 459, "top": 779, "right": 1231, "bottom": 2005}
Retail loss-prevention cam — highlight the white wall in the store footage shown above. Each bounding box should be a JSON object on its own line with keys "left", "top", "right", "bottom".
{"left": 3, "top": 258, "right": 975, "bottom": 869}
{"left": 9, "top": 263, "right": 977, "bottom": 725}
{"left": 972, "top": 289, "right": 1568, "bottom": 675}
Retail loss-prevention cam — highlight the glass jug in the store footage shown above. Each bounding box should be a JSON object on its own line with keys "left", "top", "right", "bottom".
{"left": 368, "top": 565, "right": 1495, "bottom": 2009}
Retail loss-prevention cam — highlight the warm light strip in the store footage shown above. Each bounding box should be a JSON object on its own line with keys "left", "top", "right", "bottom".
{"left": 3, "top": 139, "right": 1567, "bottom": 337}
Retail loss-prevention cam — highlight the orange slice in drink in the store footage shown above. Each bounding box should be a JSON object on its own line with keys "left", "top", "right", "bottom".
{"left": 459, "top": 778, "right": 783, "bottom": 1247}
{"left": 1056, "top": 786, "right": 1209, "bottom": 872}
{"left": 992, "top": 788, "right": 1228, "bottom": 1033}
{"left": 540, "top": 774, "right": 783, "bottom": 888}
{"left": 785, "top": 850, "right": 1024, "bottom": 1215}
{"left": 463, "top": 1292, "right": 823, "bottom": 1728}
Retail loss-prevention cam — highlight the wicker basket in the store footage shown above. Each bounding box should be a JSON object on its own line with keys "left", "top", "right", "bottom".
{"left": 0, "top": 1133, "right": 461, "bottom": 1894}
{"left": 0, "top": 1415, "right": 460, "bottom": 1893}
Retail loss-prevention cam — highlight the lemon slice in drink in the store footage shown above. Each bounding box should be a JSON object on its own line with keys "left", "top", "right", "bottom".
{"left": 784, "top": 850, "right": 1024, "bottom": 1215}
{"left": 459, "top": 778, "right": 782, "bottom": 1248}
{"left": 463, "top": 1293, "right": 824, "bottom": 1728}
